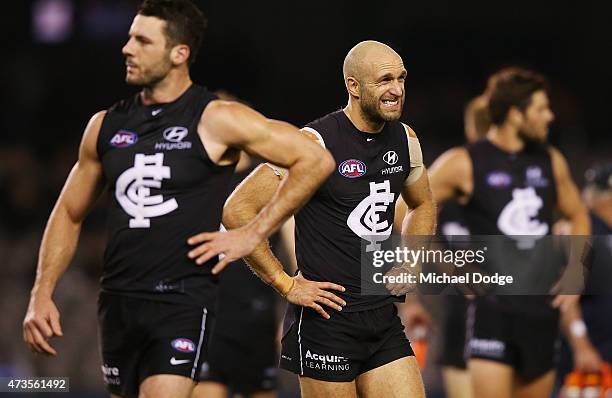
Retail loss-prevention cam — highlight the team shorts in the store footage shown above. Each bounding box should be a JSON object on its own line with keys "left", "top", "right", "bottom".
{"left": 199, "top": 292, "right": 278, "bottom": 394}
{"left": 98, "top": 292, "right": 213, "bottom": 397}
{"left": 280, "top": 302, "right": 414, "bottom": 382}
{"left": 466, "top": 298, "right": 559, "bottom": 381}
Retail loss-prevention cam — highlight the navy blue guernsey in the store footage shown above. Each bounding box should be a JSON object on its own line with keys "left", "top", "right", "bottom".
{"left": 465, "top": 139, "right": 559, "bottom": 316}
{"left": 295, "top": 110, "right": 411, "bottom": 312}
{"left": 465, "top": 139, "right": 556, "bottom": 236}
{"left": 97, "top": 84, "right": 236, "bottom": 306}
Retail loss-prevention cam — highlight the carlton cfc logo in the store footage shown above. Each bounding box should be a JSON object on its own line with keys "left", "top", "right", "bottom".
{"left": 338, "top": 159, "right": 367, "bottom": 178}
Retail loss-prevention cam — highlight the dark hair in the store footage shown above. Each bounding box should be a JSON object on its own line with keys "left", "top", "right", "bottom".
{"left": 488, "top": 68, "right": 548, "bottom": 125}
{"left": 137, "top": 0, "right": 207, "bottom": 66}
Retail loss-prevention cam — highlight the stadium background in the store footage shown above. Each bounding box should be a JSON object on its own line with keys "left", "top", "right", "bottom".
{"left": 0, "top": 0, "right": 610, "bottom": 396}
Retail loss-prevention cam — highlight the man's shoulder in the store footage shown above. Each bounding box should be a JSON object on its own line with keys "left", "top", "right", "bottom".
{"left": 304, "top": 109, "right": 344, "bottom": 137}
{"left": 301, "top": 110, "right": 346, "bottom": 149}
{"left": 107, "top": 92, "right": 140, "bottom": 115}
{"left": 441, "top": 145, "right": 471, "bottom": 163}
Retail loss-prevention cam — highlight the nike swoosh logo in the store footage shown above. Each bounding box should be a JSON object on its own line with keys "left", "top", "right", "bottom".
{"left": 170, "top": 357, "right": 192, "bottom": 365}
{"left": 367, "top": 138, "right": 374, "bottom": 141}
{"left": 152, "top": 109, "right": 162, "bottom": 116}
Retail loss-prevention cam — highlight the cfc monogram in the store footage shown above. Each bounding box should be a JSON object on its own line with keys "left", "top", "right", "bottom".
{"left": 115, "top": 153, "right": 178, "bottom": 228}
{"left": 497, "top": 187, "right": 548, "bottom": 248}
{"left": 347, "top": 180, "right": 395, "bottom": 251}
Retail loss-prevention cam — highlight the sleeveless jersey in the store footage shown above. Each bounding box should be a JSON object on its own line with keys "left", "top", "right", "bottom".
{"left": 439, "top": 200, "right": 470, "bottom": 238}
{"left": 97, "top": 84, "right": 236, "bottom": 306}
{"left": 295, "top": 110, "right": 411, "bottom": 312}
{"left": 464, "top": 139, "right": 558, "bottom": 316}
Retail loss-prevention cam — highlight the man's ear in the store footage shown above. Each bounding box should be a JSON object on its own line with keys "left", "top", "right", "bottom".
{"left": 507, "top": 106, "right": 524, "bottom": 127}
{"left": 346, "top": 77, "right": 361, "bottom": 99}
{"left": 170, "top": 44, "right": 190, "bottom": 66}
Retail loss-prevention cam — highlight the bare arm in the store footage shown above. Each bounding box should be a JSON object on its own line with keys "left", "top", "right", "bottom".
{"left": 24, "top": 111, "right": 106, "bottom": 355}
{"left": 278, "top": 216, "right": 298, "bottom": 275}
{"left": 387, "top": 128, "right": 437, "bottom": 296}
{"left": 549, "top": 147, "right": 590, "bottom": 234}
{"left": 427, "top": 146, "right": 473, "bottom": 206}
{"left": 400, "top": 127, "right": 437, "bottom": 236}
{"left": 560, "top": 301, "right": 602, "bottom": 372}
{"left": 188, "top": 101, "right": 335, "bottom": 270}
{"left": 222, "top": 164, "right": 286, "bottom": 288}
{"left": 401, "top": 172, "right": 437, "bottom": 236}
{"left": 217, "top": 163, "right": 346, "bottom": 318}
{"left": 548, "top": 147, "right": 592, "bottom": 309}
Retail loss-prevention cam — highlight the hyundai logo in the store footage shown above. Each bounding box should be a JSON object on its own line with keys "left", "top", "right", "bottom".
{"left": 383, "top": 151, "right": 398, "bottom": 165}
{"left": 163, "top": 126, "right": 188, "bottom": 143}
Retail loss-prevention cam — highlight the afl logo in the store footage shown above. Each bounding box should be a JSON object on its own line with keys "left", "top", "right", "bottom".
{"left": 487, "top": 171, "right": 512, "bottom": 188}
{"left": 163, "top": 126, "right": 188, "bottom": 143}
{"left": 110, "top": 130, "right": 138, "bottom": 148}
{"left": 171, "top": 338, "right": 196, "bottom": 353}
{"left": 339, "top": 159, "right": 367, "bottom": 178}
{"left": 383, "top": 151, "right": 398, "bottom": 165}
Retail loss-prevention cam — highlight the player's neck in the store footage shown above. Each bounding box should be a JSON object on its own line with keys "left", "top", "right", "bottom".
{"left": 140, "top": 70, "right": 192, "bottom": 106}
{"left": 487, "top": 125, "right": 524, "bottom": 153}
{"left": 343, "top": 102, "right": 385, "bottom": 133}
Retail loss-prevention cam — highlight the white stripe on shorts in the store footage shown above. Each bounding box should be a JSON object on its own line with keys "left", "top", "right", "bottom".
{"left": 191, "top": 307, "right": 208, "bottom": 379}
{"left": 298, "top": 307, "right": 304, "bottom": 376}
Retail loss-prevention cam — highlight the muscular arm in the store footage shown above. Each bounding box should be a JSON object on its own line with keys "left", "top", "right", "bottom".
{"left": 401, "top": 171, "right": 437, "bottom": 236}
{"left": 386, "top": 128, "right": 437, "bottom": 296}
{"left": 189, "top": 101, "right": 334, "bottom": 268}
{"left": 223, "top": 164, "right": 287, "bottom": 289}
{"left": 24, "top": 111, "right": 106, "bottom": 355}
{"left": 33, "top": 111, "right": 106, "bottom": 295}
{"left": 549, "top": 147, "right": 590, "bottom": 234}
{"left": 548, "top": 147, "right": 591, "bottom": 306}
{"left": 427, "top": 146, "right": 473, "bottom": 206}
{"left": 397, "top": 146, "right": 471, "bottom": 237}
{"left": 220, "top": 161, "right": 345, "bottom": 318}
{"left": 390, "top": 141, "right": 472, "bottom": 296}
{"left": 399, "top": 127, "right": 437, "bottom": 236}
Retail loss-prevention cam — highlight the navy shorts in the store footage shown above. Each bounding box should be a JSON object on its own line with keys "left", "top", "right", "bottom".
{"left": 280, "top": 303, "right": 414, "bottom": 382}
{"left": 98, "top": 292, "right": 213, "bottom": 397}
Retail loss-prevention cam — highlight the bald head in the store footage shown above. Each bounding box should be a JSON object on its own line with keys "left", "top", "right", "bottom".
{"left": 342, "top": 41, "right": 406, "bottom": 129}
{"left": 343, "top": 40, "right": 402, "bottom": 82}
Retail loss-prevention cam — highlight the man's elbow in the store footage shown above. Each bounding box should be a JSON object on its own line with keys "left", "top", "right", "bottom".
{"left": 307, "top": 149, "right": 335, "bottom": 180}
{"left": 293, "top": 146, "right": 334, "bottom": 178}
{"left": 319, "top": 150, "right": 335, "bottom": 177}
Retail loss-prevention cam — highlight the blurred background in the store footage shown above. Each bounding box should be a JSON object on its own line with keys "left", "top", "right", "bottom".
{"left": 0, "top": 0, "right": 610, "bottom": 397}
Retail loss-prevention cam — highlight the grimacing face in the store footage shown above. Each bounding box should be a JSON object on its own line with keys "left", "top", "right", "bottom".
{"left": 359, "top": 57, "right": 407, "bottom": 124}
{"left": 122, "top": 15, "right": 174, "bottom": 86}
{"left": 518, "top": 90, "right": 555, "bottom": 143}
